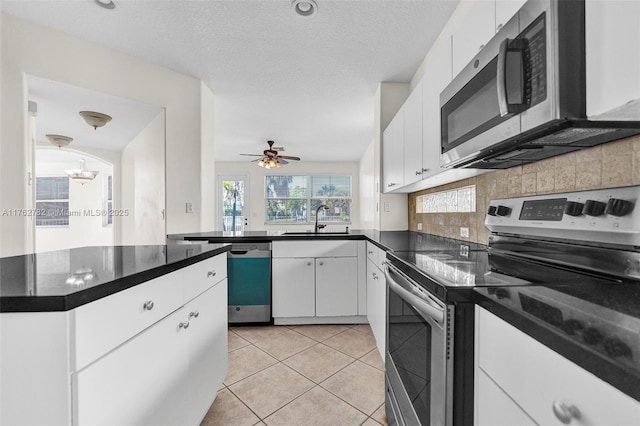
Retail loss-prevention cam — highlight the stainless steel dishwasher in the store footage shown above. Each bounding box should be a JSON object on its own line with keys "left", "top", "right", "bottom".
{"left": 227, "top": 242, "right": 272, "bottom": 324}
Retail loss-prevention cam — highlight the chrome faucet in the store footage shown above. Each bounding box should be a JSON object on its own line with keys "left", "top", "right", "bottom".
{"left": 315, "top": 204, "right": 329, "bottom": 233}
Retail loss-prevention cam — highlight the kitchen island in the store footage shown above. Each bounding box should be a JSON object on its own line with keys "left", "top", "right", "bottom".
{"left": 0, "top": 243, "right": 231, "bottom": 426}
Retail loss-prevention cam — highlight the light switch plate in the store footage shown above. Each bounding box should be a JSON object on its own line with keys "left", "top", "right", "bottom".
{"left": 186, "top": 202, "right": 193, "bottom": 213}
{"left": 384, "top": 202, "right": 391, "bottom": 212}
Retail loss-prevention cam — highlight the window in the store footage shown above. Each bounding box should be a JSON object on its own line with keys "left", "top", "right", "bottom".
{"left": 103, "top": 175, "right": 113, "bottom": 226}
{"left": 36, "top": 177, "right": 69, "bottom": 226}
{"left": 265, "top": 175, "right": 351, "bottom": 224}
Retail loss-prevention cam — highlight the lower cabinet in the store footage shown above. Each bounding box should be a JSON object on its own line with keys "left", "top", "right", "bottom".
{"left": 366, "top": 257, "right": 386, "bottom": 359}
{"left": 272, "top": 256, "right": 358, "bottom": 318}
{"left": 475, "top": 306, "right": 640, "bottom": 426}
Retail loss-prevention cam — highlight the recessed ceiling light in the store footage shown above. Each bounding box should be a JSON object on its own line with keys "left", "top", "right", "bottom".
{"left": 94, "top": 0, "right": 116, "bottom": 10}
{"left": 292, "top": 0, "right": 317, "bottom": 17}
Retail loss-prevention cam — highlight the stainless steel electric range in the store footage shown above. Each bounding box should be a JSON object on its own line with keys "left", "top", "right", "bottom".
{"left": 384, "top": 186, "right": 640, "bottom": 426}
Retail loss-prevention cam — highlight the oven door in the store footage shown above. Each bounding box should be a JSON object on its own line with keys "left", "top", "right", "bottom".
{"left": 384, "top": 262, "right": 453, "bottom": 426}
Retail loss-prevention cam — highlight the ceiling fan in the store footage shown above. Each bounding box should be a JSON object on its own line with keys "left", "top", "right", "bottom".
{"left": 240, "top": 140, "right": 301, "bottom": 169}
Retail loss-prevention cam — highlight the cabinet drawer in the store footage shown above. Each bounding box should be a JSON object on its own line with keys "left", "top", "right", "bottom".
{"left": 72, "top": 271, "right": 183, "bottom": 371}
{"left": 273, "top": 240, "right": 357, "bottom": 258}
{"left": 477, "top": 307, "right": 640, "bottom": 426}
{"left": 366, "top": 242, "right": 379, "bottom": 265}
{"left": 183, "top": 254, "right": 227, "bottom": 303}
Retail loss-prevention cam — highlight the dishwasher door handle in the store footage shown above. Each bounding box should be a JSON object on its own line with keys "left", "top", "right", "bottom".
{"left": 384, "top": 262, "right": 445, "bottom": 327}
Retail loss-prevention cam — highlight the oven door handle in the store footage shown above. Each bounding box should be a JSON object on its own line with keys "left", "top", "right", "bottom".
{"left": 383, "top": 262, "right": 445, "bottom": 326}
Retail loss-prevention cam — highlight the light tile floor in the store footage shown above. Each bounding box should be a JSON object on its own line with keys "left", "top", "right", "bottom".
{"left": 201, "top": 324, "right": 388, "bottom": 426}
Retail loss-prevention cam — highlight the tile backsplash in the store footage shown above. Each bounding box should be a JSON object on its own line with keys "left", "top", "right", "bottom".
{"left": 408, "top": 135, "right": 640, "bottom": 245}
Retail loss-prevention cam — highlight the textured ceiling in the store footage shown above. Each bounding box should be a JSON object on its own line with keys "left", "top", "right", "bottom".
{"left": 1, "top": 0, "right": 459, "bottom": 162}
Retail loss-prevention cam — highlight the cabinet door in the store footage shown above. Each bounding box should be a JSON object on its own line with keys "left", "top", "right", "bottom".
{"left": 366, "top": 259, "right": 386, "bottom": 359}
{"left": 475, "top": 369, "right": 537, "bottom": 426}
{"left": 73, "top": 308, "right": 189, "bottom": 426}
{"left": 422, "top": 38, "right": 453, "bottom": 178}
{"left": 185, "top": 280, "right": 228, "bottom": 425}
{"left": 495, "top": 0, "right": 525, "bottom": 33}
{"left": 403, "top": 81, "right": 424, "bottom": 186}
{"left": 272, "top": 258, "right": 315, "bottom": 317}
{"left": 452, "top": 0, "right": 495, "bottom": 76}
{"left": 586, "top": 0, "right": 640, "bottom": 119}
{"left": 316, "top": 257, "right": 358, "bottom": 317}
{"left": 382, "top": 111, "right": 405, "bottom": 192}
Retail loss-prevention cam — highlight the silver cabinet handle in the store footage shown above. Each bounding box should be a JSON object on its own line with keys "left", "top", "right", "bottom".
{"left": 421, "top": 168, "right": 430, "bottom": 173}
{"left": 368, "top": 250, "right": 373, "bottom": 255}
{"left": 143, "top": 300, "right": 154, "bottom": 311}
{"left": 415, "top": 170, "right": 422, "bottom": 176}
{"left": 319, "top": 261, "right": 324, "bottom": 266}
{"left": 552, "top": 401, "right": 580, "bottom": 424}
{"left": 189, "top": 311, "right": 199, "bottom": 319}
{"left": 479, "top": 43, "right": 485, "bottom": 51}
{"left": 207, "top": 270, "right": 217, "bottom": 278}
{"left": 387, "top": 183, "right": 397, "bottom": 187}
{"left": 496, "top": 23, "right": 503, "bottom": 32}
{"left": 178, "top": 321, "right": 190, "bottom": 330}
{"left": 306, "top": 261, "right": 312, "bottom": 266}
{"left": 372, "top": 272, "right": 379, "bottom": 280}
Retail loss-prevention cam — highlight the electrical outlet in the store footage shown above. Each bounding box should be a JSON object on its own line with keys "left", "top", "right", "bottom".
{"left": 460, "top": 227, "right": 469, "bottom": 238}
{"left": 417, "top": 223, "right": 423, "bottom": 231}
{"left": 384, "top": 202, "right": 391, "bottom": 212}
{"left": 185, "top": 202, "right": 193, "bottom": 213}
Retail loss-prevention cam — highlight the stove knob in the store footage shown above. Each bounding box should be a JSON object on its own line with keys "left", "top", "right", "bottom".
{"left": 582, "top": 327, "right": 604, "bottom": 345}
{"left": 563, "top": 319, "right": 584, "bottom": 335}
{"left": 564, "top": 201, "right": 584, "bottom": 217}
{"left": 604, "top": 338, "right": 632, "bottom": 358}
{"left": 496, "top": 205, "right": 512, "bottom": 217}
{"left": 605, "top": 198, "right": 634, "bottom": 217}
{"left": 487, "top": 205, "right": 497, "bottom": 216}
{"left": 582, "top": 200, "right": 606, "bottom": 217}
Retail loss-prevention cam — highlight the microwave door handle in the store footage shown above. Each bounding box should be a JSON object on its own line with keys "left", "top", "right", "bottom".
{"left": 384, "top": 263, "right": 445, "bottom": 326}
{"left": 497, "top": 38, "right": 528, "bottom": 117}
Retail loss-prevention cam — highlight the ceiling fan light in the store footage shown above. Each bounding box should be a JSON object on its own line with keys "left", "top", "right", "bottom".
{"left": 257, "top": 159, "right": 265, "bottom": 167}
{"left": 276, "top": 160, "right": 282, "bottom": 168}
{"left": 65, "top": 159, "right": 99, "bottom": 185}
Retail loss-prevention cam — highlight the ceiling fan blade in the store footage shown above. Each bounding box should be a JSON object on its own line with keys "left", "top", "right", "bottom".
{"left": 278, "top": 155, "right": 300, "bottom": 161}
{"left": 240, "top": 153, "right": 263, "bottom": 156}
{"left": 279, "top": 159, "right": 289, "bottom": 165}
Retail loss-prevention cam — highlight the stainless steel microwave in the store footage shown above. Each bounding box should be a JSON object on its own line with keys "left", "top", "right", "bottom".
{"left": 440, "top": 0, "right": 640, "bottom": 169}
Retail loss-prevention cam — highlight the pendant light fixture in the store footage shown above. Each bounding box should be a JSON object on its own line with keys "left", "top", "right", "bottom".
{"left": 65, "top": 159, "right": 99, "bottom": 185}
{"left": 79, "top": 111, "right": 112, "bottom": 130}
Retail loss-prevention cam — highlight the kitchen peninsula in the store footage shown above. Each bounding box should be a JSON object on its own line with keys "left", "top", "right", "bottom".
{"left": 0, "top": 243, "right": 230, "bottom": 426}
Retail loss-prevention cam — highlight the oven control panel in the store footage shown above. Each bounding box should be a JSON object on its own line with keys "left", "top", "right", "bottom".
{"left": 485, "top": 186, "right": 640, "bottom": 247}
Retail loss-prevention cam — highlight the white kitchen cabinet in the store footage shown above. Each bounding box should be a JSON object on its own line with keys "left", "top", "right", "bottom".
{"left": 272, "top": 240, "right": 364, "bottom": 323}
{"left": 403, "top": 80, "right": 424, "bottom": 187}
{"left": 382, "top": 109, "right": 405, "bottom": 192}
{"left": 422, "top": 37, "right": 453, "bottom": 179}
{"left": 184, "top": 281, "right": 228, "bottom": 425}
{"left": 272, "top": 257, "right": 316, "bottom": 317}
{"left": 586, "top": 0, "right": 640, "bottom": 120}
{"left": 475, "top": 306, "right": 640, "bottom": 426}
{"left": 366, "top": 255, "right": 386, "bottom": 359}
{"left": 316, "top": 257, "right": 358, "bottom": 317}
{"left": 452, "top": 0, "right": 495, "bottom": 76}
{"left": 475, "top": 369, "right": 537, "bottom": 426}
{"left": 0, "top": 252, "right": 229, "bottom": 426}
{"left": 73, "top": 308, "right": 190, "bottom": 426}
{"left": 495, "top": 0, "right": 526, "bottom": 33}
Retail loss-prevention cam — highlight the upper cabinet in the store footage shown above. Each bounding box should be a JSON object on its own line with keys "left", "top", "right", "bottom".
{"left": 382, "top": 109, "right": 405, "bottom": 192}
{"left": 403, "top": 80, "right": 424, "bottom": 187}
{"left": 586, "top": 0, "right": 640, "bottom": 119}
{"left": 452, "top": 0, "right": 526, "bottom": 76}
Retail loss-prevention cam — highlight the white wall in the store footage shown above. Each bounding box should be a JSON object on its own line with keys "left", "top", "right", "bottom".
{"left": 200, "top": 83, "right": 216, "bottom": 231}
{"left": 358, "top": 141, "right": 376, "bottom": 230}
{"left": 35, "top": 157, "right": 114, "bottom": 252}
{"left": 120, "top": 112, "right": 166, "bottom": 245}
{"left": 0, "top": 13, "right": 212, "bottom": 256}
{"left": 215, "top": 161, "right": 361, "bottom": 231}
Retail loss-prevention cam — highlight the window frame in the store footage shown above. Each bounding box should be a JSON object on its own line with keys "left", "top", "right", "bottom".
{"left": 103, "top": 175, "right": 113, "bottom": 227}
{"left": 264, "top": 174, "right": 352, "bottom": 225}
{"left": 35, "top": 176, "right": 70, "bottom": 227}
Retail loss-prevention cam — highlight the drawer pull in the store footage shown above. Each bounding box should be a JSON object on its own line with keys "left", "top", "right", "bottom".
{"left": 307, "top": 262, "right": 312, "bottom": 266}
{"left": 368, "top": 251, "right": 373, "bottom": 255}
{"left": 207, "top": 270, "right": 217, "bottom": 278}
{"left": 178, "top": 321, "right": 190, "bottom": 330}
{"left": 189, "top": 311, "right": 200, "bottom": 319}
{"left": 552, "top": 401, "right": 581, "bottom": 424}
{"left": 143, "top": 300, "right": 154, "bottom": 311}
{"left": 319, "top": 261, "right": 324, "bottom": 266}
{"left": 372, "top": 272, "right": 379, "bottom": 280}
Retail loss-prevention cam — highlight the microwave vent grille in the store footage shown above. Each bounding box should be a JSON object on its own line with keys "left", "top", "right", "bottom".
{"left": 528, "top": 128, "right": 615, "bottom": 145}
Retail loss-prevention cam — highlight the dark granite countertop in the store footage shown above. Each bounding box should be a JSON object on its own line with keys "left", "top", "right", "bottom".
{"left": 0, "top": 244, "right": 231, "bottom": 312}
